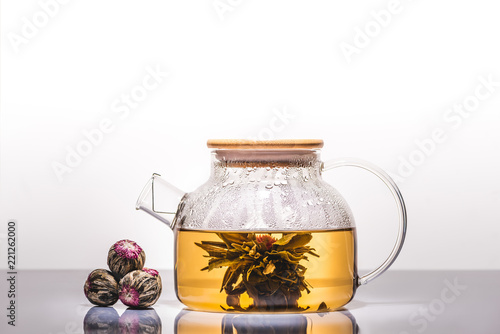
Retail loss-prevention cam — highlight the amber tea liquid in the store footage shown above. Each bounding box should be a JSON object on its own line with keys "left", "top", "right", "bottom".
{"left": 175, "top": 228, "right": 357, "bottom": 312}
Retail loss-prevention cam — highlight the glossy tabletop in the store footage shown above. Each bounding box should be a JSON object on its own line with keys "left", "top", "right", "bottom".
{"left": 1, "top": 270, "right": 498, "bottom": 333}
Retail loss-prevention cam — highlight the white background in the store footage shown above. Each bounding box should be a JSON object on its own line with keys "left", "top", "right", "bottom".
{"left": 1, "top": 0, "right": 499, "bottom": 272}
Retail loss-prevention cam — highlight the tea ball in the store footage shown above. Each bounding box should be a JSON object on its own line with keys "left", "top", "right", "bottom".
{"left": 84, "top": 269, "right": 119, "bottom": 306}
{"left": 119, "top": 268, "right": 162, "bottom": 308}
{"left": 119, "top": 308, "right": 162, "bottom": 334}
{"left": 108, "top": 239, "right": 146, "bottom": 279}
{"left": 83, "top": 306, "right": 119, "bottom": 333}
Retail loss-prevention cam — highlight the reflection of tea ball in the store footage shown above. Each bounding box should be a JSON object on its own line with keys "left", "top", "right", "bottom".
{"left": 119, "top": 308, "right": 162, "bottom": 334}
{"left": 84, "top": 269, "right": 119, "bottom": 306}
{"left": 83, "top": 306, "right": 119, "bottom": 333}
{"left": 119, "top": 268, "right": 162, "bottom": 308}
{"left": 107, "top": 240, "right": 145, "bottom": 279}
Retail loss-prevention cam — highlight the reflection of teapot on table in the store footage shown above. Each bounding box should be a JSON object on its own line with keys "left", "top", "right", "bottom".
{"left": 174, "top": 309, "right": 358, "bottom": 334}
{"left": 137, "top": 139, "right": 407, "bottom": 312}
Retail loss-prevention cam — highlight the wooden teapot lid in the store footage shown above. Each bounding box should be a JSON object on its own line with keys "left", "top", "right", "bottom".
{"left": 207, "top": 139, "right": 324, "bottom": 150}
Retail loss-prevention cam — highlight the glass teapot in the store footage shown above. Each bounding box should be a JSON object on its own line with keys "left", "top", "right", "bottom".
{"left": 136, "top": 139, "right": 407, "bottom": 313}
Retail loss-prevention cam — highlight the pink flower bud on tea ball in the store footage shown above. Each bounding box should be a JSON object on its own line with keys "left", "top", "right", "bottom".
{"left": 84, "top": 269, "right": 119, "bottom": 306}
{"left": 108, "top": 239, "right": 146, "bottom": 279}
{"left": 119, "top": 268, "right": 162, "bottom": 308}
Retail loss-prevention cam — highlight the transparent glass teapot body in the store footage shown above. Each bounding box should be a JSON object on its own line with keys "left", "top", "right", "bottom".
{"left": 136, "top": 140, "right": 407, "bottom": 313}
{"left": 176, "top": 149, "right": 355, "bottom": 231}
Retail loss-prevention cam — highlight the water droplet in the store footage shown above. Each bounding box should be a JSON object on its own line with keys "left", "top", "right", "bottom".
{"left": 319, "top": 198, "right": 324, "bottom": 202}
{"left": 274, "top": 181, "right": 281, "bottom": 186}
{"left": 281, "top": 180, "right": 288, "bottom": 185}
{"left": 249, "top": 178, "right": 255, "bottom": 182}
{"left": 265, "top": 184, "right": 273, "bottom": 189}
{"left": 307, "top": 200, "right": 314, "bottom": 206}
{"left": 266, "top": 167, "right": 271, "bottom": 171}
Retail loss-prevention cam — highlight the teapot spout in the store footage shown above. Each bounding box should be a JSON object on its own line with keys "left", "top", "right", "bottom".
{"left": 136, "top": 173, "right": 186, "bottom": 229}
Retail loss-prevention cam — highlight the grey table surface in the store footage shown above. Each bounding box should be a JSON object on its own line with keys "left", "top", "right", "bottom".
{"left": 1, "top": 270, "right": 498, "bottom": 333}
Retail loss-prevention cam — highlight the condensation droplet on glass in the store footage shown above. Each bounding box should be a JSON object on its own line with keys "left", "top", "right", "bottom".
{"left": 281, "top": 180, "right": 288, "bottom": 185}
{"left": 265, "top": 184, "right": 273, "bottom": 189}
{"left": 307, "top": 200, "right": 314, "bottom": 206}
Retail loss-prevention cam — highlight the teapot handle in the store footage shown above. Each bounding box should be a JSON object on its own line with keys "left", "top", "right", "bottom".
{"left": 322, "top": 158, "right": 407, "bottom": 286}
